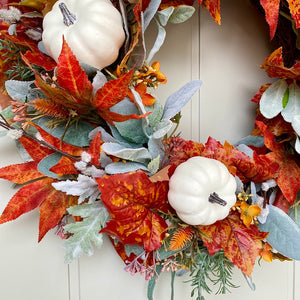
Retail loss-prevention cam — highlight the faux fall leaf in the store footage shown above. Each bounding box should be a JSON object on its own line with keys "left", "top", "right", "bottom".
{"left": 260, "top": 0, "right": 300, "bottom": 39}
{"left": 166, "top": 137, "right": 278, "bottom": 183}
{"left": 57, "top": 37, "right": 93, "bottom": 106}
{"left": 169, "top": 226, "right": 195, "bottom": 251}
{"left": 23, "top": 50, "right": 56, "bottom": 71}
{"left": 199, "top": 0, "right": 221, "bottom": 24}
{"left": 260, "top": 0, "right": 280, "bottom": 39}
{"left": 28, "top": 39, "right": 149, "bottom": 125}
{"left": 256, "top": 121, "right": 300, "bottom": 204}
{"left": 261, "top": 47, "right": 300, "bottom": 79}
{"left": 0, "top": 177, "right": 70, "bottom": 241}
{"left": 0, "top": 134, "right": 54, "bottom": 184}
{"left": 199, "top": 211, "right": 268, "bottom": 277}
{"left": 160, "top": 0, "right": 195, "bottom": 10}
{"left": 161, "top": 0, "right": 221, "bottom": 24}
{"left": 96, "top": 171, "right": 170, "bottom": 252}
{"left": 29, "top": 123, "right": 83, "bottom": 157}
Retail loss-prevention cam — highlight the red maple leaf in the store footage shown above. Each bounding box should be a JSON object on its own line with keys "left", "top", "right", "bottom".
{"left": 260, "top": 0, "right": 300, "bottom": 39}
{"left": 23, "top": 49, "right": 56, "bottom": 71}
{"left": 96, "top": 171, "right": 170, "bottom": 252}
{"left": 256, "top": 121, "right": 300, "bottom": 204}
{"left": 199, "top": 211, "right": 268, "bottom": 277}
{"left": 57, "top": 37, "right": 93, "bottom": 105}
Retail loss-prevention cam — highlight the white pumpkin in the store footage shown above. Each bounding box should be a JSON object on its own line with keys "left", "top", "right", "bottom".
{"left": 168, "top": 156, "right": 237, "bottom": 225}
{"left": 42, "top": 0, "right": 125, "bottom": 70}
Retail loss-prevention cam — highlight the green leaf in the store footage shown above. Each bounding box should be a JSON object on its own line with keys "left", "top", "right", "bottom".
{"left": 259, "top": 205, "right": 300, "bottom": 259}
{"left": 143, "top": 0, "right": 161, "bottom": 31}
{"left": 146, "top": 19, "right": 166, "bottom": 63}
{"left": 37, "top": 153, "right": 62, "bottom": 179}
{"left": 235, "top": 135, "right": 265, "bottom": 148}
{"left": 36, "top": 117, "right": 93, "bottom": 147}
{"left": 259, "top": 79, "right": 288, "bottom": 119}
{"left": 282, "top": 82, "right": 300, "bottom": 122}
{"left": 5, "top": 80, "right": 34, "bottom": 101}
{"left": 171, "top": 271, "right": 175, "bottom": 300}
{"left": 147, "top": 155, "right": 160, "bottom": 175}
{"left": 156, "top": 7, "right": 175, "bottom": 26}
{"left": 63, "top": 202, "right": 109, "bottom": 263}
{"left": 162, "top": 80, "right": 202, "bottom": 120}
{"left": 146, "top": 100, "right": 164, "bottom": 128}
{"left": 169, "top": 5, "right": 195, "bottom": 24}
{"left": 105, "top": 161, "right": 148, "bottom": 174}
{"left": 147, "top": 264, "right": 163, "bottom": 300}
{"left": 152, "top": 119, "right": 173, "bottom": 139}
{"left": 0, "top": 106, "right": 15, "bottom": 120}
{"left": 111, "top": 99, "right": 148, "bottom": 144}
{"left": 102, "top": 142, "right": 151, "bottom": 164}
{"left": 282, "top": 87, "right": 290, "bottom": 108}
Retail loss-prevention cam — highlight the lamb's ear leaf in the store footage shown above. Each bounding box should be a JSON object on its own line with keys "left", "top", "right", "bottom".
{"left": 259, "top": 205, "right": 300, "bottom": 260}
{"left": 162, "top": 80, "right": 202, "bottom": 120}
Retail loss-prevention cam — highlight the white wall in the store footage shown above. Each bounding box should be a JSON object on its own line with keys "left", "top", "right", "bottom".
{"left": 0, "top": 0, "right": 298, "bottom": 299}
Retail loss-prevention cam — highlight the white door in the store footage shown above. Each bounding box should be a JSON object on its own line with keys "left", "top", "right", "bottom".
{"left": 0, "top": 0, "right": 298, "bottom": 299}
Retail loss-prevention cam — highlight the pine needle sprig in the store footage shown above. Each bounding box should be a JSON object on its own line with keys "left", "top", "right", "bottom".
{"left": 0, "top": 39, "right": 34, "bottom": 81}
{"left": 209, "top": 251, "right": 238, "bottom": 294}
{"left": 186, "top": 247, "right": 237, "bottom": 300}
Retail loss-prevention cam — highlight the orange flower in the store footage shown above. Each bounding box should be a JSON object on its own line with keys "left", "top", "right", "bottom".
{"left": 127, "top": 82, "right": 156, "bottom": 106}
{"left": 260, "top": 242, "right": 273, "bottom": 262}
{"left": 240, "top": 201, "right": 261, "bottom": 227}
{"left": 133, "top": 61, "right": 167, "bottom": 88}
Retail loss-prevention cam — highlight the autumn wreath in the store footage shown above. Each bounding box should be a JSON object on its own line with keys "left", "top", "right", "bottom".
{"left": 0, "top": 0, "right": 300, "bottom": 299}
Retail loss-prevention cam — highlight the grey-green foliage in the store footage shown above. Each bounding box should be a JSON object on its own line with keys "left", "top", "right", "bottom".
{"left": 259, "top": 204, "right": 300, "bottom": 259}
{"left": 5, "top": 80, "right": 34, "bottom": 101}
{"left": 63, "top": 202, "right": 109, "bottom": 263}
{"left": 260, "top": 80, "right": 300, "bottom": 137}
{"left": 188, "top": 249, "right": 237, "bottom": 300}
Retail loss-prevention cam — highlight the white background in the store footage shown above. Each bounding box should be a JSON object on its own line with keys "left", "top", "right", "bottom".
{"left": 0, "top": 0, "right": 298, "bottom": 299}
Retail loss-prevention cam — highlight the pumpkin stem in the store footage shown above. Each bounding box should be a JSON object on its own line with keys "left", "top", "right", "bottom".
{"left": 208, "top": 192, "right": 227, "bottom": 206}
{"left": 59, "top": 3, "right": 76, "bottom": 26}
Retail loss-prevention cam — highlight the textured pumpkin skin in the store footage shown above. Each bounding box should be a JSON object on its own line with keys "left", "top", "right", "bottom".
{"left": 42, "top": 0, "right": 125, "bottom": 70}
{"left": 168, "top": 156, "right": 237, "bottom": 225}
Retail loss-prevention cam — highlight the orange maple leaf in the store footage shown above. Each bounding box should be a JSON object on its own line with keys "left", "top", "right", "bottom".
{"left": 97, "top": 171, "right": 171, "bottom": 252}
{"left": 199, "top": 211, "right": 268, "bottom": 277}
{"left": 0, "top": 177, "right": 71, "bottom": 241}
{"left": 261, "top": 47, "right": 300, "bottom": 80}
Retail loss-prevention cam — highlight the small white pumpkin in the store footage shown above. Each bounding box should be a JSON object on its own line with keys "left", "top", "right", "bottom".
{"left": 168, "top": 156, "right": 237, "bottom": 225}
{"left": 42, "top": 0, "right": 125, "bottom": 70}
